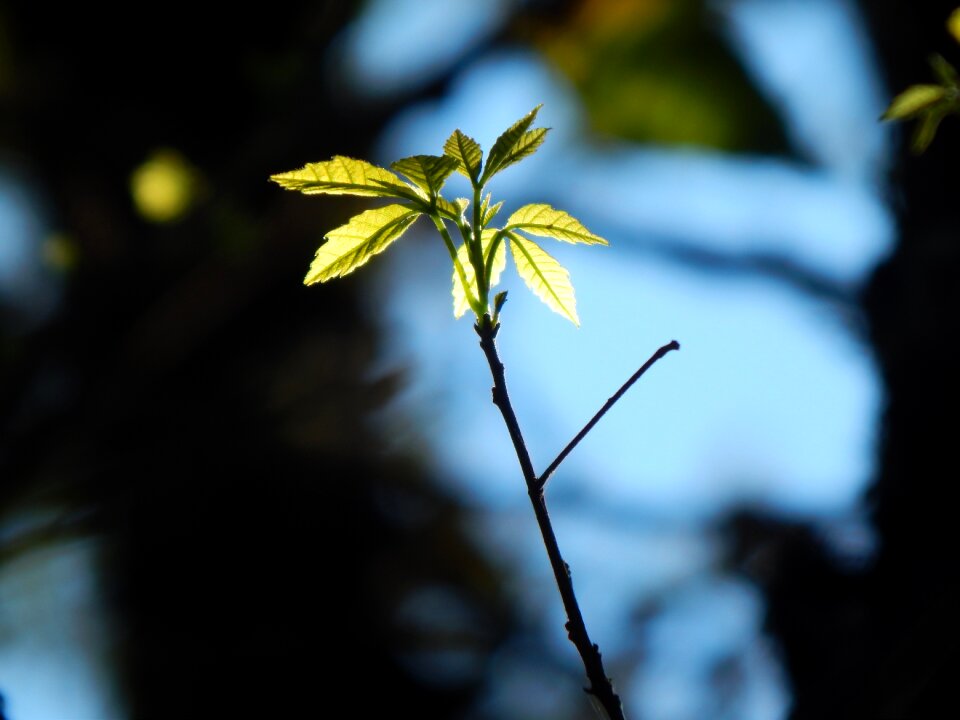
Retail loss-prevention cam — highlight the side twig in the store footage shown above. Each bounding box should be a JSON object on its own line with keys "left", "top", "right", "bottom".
{"left": 538, "top": 339, "right": 680, "bottom": 490}
{"left": 476, "top": 316, "right": 681, "bottom": 720}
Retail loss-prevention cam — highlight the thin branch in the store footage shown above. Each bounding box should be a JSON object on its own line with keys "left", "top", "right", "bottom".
{"left": 475, "top": 316, "right": 627, "bottom": 720}
{"left": 538, "top": 340, "right": 680, "bottom": 491}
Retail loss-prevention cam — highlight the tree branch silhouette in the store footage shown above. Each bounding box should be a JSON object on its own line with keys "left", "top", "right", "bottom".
{"left": 475, "top": 315, "right": 678, "bottom": 720}
{"left": 539, "top": 339, "right": 680, "bottom": 490}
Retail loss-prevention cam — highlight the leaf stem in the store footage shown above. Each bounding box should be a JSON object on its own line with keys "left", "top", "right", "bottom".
{"left": 483, "top": 230, "right": 505, "bottom": 287}
{"left": 474, "top": 315, "right": 627, "bottom": 720}
{"left": 470, "top": 185, "right": 487, "bottom": 310}
{"left": 432, "top": 215, "right": 482, "bottom": 317}
{"left": 538, "top": 340, "right": 680, "bottom": 490}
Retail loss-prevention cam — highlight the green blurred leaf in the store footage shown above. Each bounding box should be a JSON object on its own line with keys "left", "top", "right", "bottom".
{"left": 391, "top": 154, "right": 459, "bottom": 197}
{"left": 507, "top": 232, "right": 579, "bottom": 325}
{"left": 305, "top": 204, "right": 421, "bottom": 284}
{"left": 930, "top": 53, "right": 958, "bottom": 86}
{"left": 911, "top": 107, "right": 947, "bottom": 153}
{"left": 481, "top": 106, "right": 547, "bottom": 184}
{"left": 505, "top": 204, "right": 608, "bottom": 245}
{"left": 452, "top": 229, "right": 505, "bottom": 319}
{"left": 443, "top": 130, "right": 484, "bottom": 183}
{"left": 882, "top": 84, "right": 947, "bottom": 121}
{"left": 271, "top": 156, "right": 416, "bottom": 199}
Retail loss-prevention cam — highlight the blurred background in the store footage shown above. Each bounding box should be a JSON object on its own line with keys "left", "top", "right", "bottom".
{"left": 1, "top": 0, "right": 958, "bottom": 717}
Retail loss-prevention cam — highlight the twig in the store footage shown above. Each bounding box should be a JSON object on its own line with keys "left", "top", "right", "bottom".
{"left": 475, "top": 315, "right": 633, "bottom": 720}
{"left": 538, "top": 340, "right": 680, "bottom": 490}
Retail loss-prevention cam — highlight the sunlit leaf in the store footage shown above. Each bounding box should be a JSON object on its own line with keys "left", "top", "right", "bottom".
{"left": 505, "top": 204, "right": 608, "bottom": 245}
{"left": 443, "top": 130, "right": 483, "bottom": 182}
{"left": 480, "top": 193, "right": 504, "bottom": 226}
{"left": 481, "top": 105, "right": 547, "bottom": 184}
{"left": 455, "top": 198, "right": 470, "bottom": 217}
{"left": 507, "top": 232, "right": 579, "bottom": 325}
{"left": 490, "top": 128, "right": 549, "bottom": 181}
{"left": 882, "top": 85, "right": 946, "bottom": 121}
{"left": 452, "top": 229, "right": 506, "bottom": 318}
{"left": 305, "top": 204, "right": 421, "bottom": 284}
{"left": 435, "top": 195, "right": 466, "bottom": 221}
{"left": 391, "top": 154, "right": 459, "bottom": 197}
{"left": 271, "top": 156, "right": 416, "bottom": 199}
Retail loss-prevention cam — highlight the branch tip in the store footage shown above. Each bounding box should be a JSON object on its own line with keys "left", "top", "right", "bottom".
{"left": 537, "top": 339, "right": 680, "bottom": 489}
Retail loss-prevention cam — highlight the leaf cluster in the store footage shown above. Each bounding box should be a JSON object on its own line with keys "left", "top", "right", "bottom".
{"left": 270, "top": 106, "right": 607, "bottom": 325}
{"left": 882, "top": 10, "right": 960, "bottom": 153}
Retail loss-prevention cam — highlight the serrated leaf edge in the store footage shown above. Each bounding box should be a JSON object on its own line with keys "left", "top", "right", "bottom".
{"left": 507, "top": 231, "right": 579, "bottom": 325}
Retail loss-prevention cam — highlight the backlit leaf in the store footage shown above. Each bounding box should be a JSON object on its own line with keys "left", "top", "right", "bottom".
{"left": 452, "top": 230, "right": 506, "bottom": 319}
{"left": 305, "top": 204, "right": 420, "bottom": 284}
{"left": 436, "top": 195, "right": 466, "bottom": 221}
{"left": 481, "top": 106, "right": 547, "bottom": 184}
{"left": 480, "top": 193, "right": 504, "bottom": 226}
{"left": 505, "top": 204, "right": 608, "bottom": 245}
{"left": 443, "top": 130, "right": 483, "bottom": 182}
{"left": 882, "top": 85, "right": 946, "bottom": 121}
{"left": 391, "top": 154, "right": 459, "bottom": 197}
{"left": 272, "top": 156, "right": 416, "bottom": 199}
{"left": 507, "top": 232, "right": 579, "bottom": 325}
{"left": 490, "top": 128, "right": 548, "bottom": 181}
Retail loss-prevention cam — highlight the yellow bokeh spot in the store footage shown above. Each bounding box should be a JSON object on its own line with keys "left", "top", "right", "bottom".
{"left": 130, "top": 149, "right": 195, "bottom": 223}
{"left": 949, "top": 8, "right": 960, "bottom": 44}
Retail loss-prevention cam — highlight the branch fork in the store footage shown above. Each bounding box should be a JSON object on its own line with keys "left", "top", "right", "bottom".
{"left": 475, "top": 315, "right": 679, "bottom": 720}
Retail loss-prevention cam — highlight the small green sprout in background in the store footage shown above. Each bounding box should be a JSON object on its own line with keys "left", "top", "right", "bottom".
{"left": 882, "top": 7, "right": 960, "bottom": 152}
{"left": 270, "top": 105, "right": 607, "bottom": 326}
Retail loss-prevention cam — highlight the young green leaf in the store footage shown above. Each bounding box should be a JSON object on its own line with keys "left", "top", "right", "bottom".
{"left": 452, "top": 229, "right": 506, "bottom": 319}
{"left": 507, "top": 232, "right": 579, "bottom": 325}
{"left": 391, "top": 155, "right": 459, "bottom": 198}
{"left": 434, "top": 195, "right": 467, "bottom": 221}
{"left": 271, "top": 156, "right": 417, "bottom": 199}
{"left": 505, "top": 204, "right": 608, "bottom": 245}
{"left": 443, "top": 130, "right": 484, "bottom": 183}
{"left": 480, "top": 193, "right": 504, "bottom": 226}
{"left": 489, "top": 128, "right": 549, "bottom": 182}
{"left": 881, "top": 84, "right": 947, "bottom": 121}
{"left": 481, "top": 105, "right": 548, "bottom": 184}
{"left": 305, "top": 204, "right": 421, "bottom": 284}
